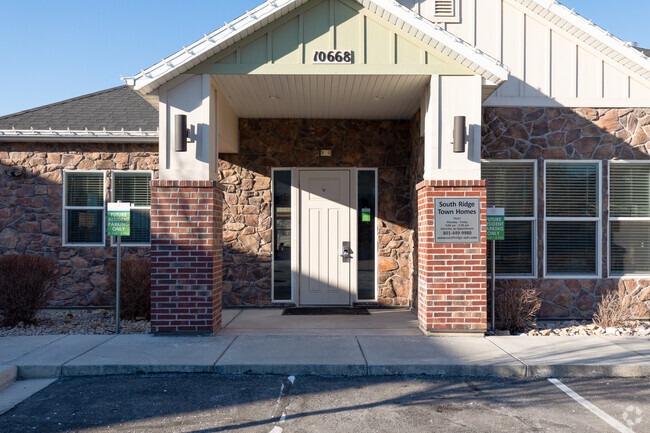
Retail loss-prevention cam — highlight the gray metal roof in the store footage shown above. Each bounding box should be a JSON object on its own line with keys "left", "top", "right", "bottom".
{"left": 0, "top": 86, "right": 158, "bottom": 131}
{"left": 637, "top": 47, "right": 650, "bottom": 57}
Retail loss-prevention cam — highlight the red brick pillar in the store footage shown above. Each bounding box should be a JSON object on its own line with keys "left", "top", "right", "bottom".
{"left": 416, "top": 180, "right": 487, "bottom": 335}
{"left": 150, "top": 180, "right": 223, "bottom": 334}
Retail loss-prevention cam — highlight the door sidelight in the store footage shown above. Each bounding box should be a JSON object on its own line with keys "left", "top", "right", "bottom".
{"left": 341, "top": 241, "right": 353, "bottom": 262}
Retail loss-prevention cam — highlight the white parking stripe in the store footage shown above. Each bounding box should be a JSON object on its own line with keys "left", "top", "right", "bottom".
{"left": 548, "top": 378, "right": 636, "bottom": 433}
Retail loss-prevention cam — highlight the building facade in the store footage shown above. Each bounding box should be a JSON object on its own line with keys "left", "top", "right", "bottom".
{"left": 1, "top": 0, "right": 650, "bottom": 334}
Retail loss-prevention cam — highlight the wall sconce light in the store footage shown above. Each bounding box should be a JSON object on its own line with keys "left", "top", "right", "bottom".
{"left": 174, "top": 114, "right": 189, "bottom": 152}
{"left": 453, "top": 116, "right": 466, "bottom": 153}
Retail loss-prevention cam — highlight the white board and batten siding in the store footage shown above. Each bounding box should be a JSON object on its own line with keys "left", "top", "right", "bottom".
{"left": 402, "top": 0, "right": 650, "bottom": 107}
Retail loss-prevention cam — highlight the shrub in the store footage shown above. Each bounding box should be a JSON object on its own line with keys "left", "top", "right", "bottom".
{"left": 495, "top": 285, "right": 542, "bottom": 333}
{"left": 106, "top": 257, "right": 151, "bottom": 320}
{"left": 0, "top": 254, "right": 58, "bottom": 327}
{"left": 593, "top": 286, "right": 632, "bottom": 328}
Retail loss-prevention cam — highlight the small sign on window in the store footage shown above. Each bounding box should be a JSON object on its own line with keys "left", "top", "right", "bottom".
{"left": 361, "top": 207, "right": 371, "bottom": 222}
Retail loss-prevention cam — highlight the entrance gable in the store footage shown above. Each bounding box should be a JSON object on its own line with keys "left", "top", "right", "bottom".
{"left": 189, "top": 0, "right": 472, "bottom": 76}
{"left": 125, "top": 0, "right": 508, "bottom": 95}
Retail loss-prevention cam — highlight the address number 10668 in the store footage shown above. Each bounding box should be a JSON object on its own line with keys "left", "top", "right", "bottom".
{"left": 312, "top": 50, "right": 353, "bottom": 64}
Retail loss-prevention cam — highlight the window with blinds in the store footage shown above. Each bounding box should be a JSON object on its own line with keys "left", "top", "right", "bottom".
{"left": 112, "top": 172, "right": 152, "bottom": 245}
{"left": 482, "top": 162, "right": 536, "bottom": 276}
{"left": 545, "top": 161, "right": 601, "bottom": 276}
{"left": 610, "top": 163, "right": 650, "bottom": 275}
{"left": 64, "top": 171, "right": 105, "bottom": 245}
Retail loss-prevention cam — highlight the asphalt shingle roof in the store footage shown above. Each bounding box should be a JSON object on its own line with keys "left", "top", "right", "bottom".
{"left": 0, "top": 85, "right": 158, "bottom": 131}
{"left": 637, "top": 47, "right": 650, "bottom": 57}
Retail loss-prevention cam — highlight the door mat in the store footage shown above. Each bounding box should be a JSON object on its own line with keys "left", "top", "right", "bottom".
{"left": 282, "top": 307, "right": 370, "bottom": 315}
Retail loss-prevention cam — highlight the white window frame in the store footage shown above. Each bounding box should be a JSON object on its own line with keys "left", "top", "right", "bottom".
{"left": 110, "top": 170, "right": 154, "bottom": 247}
{"left": 356, "top": 168, "right": 379, "bottom": 302}
{"left": 543, "top": 160, "right": 602, "bottom": 279}
{"left": 608, "top": 160, "right": 650, "bottom": 278}
{"left": 271, "top": 167, "right": 295, "bottom": 304}
{"left": 482, "top": 160, "right": 538, "bottom": 279}
{"left": 62, "top": 169, "right": 107, "bottom": 247}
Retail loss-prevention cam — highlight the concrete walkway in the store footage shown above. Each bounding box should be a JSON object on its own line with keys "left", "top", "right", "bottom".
{"left": 0, "top": 333, "right": 648, "bottom": 379}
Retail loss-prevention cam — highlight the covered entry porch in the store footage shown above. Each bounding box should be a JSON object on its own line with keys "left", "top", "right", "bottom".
{"left": 127, "top": 0, "right": 508, "bottom": 336}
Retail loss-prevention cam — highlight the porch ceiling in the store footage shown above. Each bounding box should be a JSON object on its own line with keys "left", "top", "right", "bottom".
{"left": 212, "top": 74, "right": 429, "bottom": 119}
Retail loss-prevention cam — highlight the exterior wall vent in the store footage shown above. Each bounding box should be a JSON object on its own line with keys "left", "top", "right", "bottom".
{"left": 434, "top": 0, "right": 454, "bottom": 17}
{"left": 416, "top": 0, "right": 460, "bottom": 24}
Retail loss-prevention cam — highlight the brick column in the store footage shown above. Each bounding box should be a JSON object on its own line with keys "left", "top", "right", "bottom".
{"left": 150, "top": 180, "right": 223, "bottom": 334}
{"left": 416, "top": 180, "right": 487, "bottom": 336}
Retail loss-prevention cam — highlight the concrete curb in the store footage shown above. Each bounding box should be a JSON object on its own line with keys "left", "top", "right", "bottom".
{"left": 9, "top": 362, "right": 648, "bottom": 379}
{"left": 0, "top": 366, "right": 17, "bottom": 391}
{"left": 525, "top": 364, "right": 650, "bottom": 378}
{"left": 366, "top": 364, "right": 526, "bottom": 377}
{"left": 214, "top": 364, "right": 368, "bottom": 376}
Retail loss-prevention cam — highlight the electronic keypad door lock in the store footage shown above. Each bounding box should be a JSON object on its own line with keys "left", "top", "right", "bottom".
{"left": 341, "top": 241, "right": 352, "bottom": 262}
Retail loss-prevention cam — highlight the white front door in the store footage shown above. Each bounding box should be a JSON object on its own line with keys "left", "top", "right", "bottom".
{"left": 299, "top": 170, "right": 351, "bottom": 305}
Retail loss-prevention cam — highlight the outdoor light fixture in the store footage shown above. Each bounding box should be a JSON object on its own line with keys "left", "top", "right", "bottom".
{"left": 453, "top": 115, "right": 466, "bottom": 153}
{"left": 174, "top": 114, "right": 189, "bottom": 152}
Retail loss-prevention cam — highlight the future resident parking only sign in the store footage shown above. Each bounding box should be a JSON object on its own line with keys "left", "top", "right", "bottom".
{"left": 487, "top": 207, "right": 505, "bottom": 241}
{"left": 107, "top": 202, "right": 131, "bottom": 237}
{"left": 434, "top": 198, "right": 480, "bottom": 244}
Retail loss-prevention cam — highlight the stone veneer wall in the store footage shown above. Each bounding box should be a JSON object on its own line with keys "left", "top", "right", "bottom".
{"left": 482, "top": 107, "right": 650, "bottom": 318}
{"left": 218, "top": 118, "right": 414, "bottom": 307}
{"left": 0, "top": 142, "right": 158, "bottom": 306}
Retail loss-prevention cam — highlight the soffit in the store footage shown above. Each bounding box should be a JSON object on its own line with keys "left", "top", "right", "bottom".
{"left": 213, "top": 74, "right": 429, "bottom": 119}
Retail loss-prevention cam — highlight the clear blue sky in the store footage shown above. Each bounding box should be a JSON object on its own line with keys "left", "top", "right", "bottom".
{"left": 0, "top": 0, "right": 648, "bottom": 117}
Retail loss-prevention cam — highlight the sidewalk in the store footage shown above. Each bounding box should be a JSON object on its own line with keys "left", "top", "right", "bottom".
{"left": 1, "top": 332, "right": 648, "bottom": 379}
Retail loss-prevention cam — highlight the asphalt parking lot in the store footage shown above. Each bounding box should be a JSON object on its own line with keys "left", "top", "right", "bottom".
{"left": 0, "top": 375, "right": 648, "bottom": 433}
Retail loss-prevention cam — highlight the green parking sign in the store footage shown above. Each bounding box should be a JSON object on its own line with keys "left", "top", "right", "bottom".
{"left": 486, "top": 207, "right": 504, "bottom": 241}
{"left": 107, "top": 202, "right": 131, "bottom": 237}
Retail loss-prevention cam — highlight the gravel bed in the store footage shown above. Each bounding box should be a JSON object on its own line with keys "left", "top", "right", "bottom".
{"left": 0, "top": 309, "right": 150, "bottom": 336}
{"left": 491, "top": 320, "right": 650, "bottom": 337}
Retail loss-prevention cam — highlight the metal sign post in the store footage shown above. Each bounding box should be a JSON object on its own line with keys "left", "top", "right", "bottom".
{"left": 486, "top": 207, "right": 505, "bottom": 332}
{"left": 107, "top": 201, "right": 131, "bottom": 335}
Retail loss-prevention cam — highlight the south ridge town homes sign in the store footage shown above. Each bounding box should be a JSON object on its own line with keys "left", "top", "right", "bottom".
{"left": 434, "top": 198, "right": 480, "bottom": 244}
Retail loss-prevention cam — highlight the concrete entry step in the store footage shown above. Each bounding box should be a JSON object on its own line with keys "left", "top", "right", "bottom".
{"left": 218, "top": 308, "right": 422, "bottom": 336}
{"left": 0, "top": 366, "right": 17, "bottom": 392}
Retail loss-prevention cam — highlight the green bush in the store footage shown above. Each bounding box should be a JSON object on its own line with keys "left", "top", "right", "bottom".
{"left": 0, "top": 254, "right": 58, "bottom": 327}
{"left": 106, "top": 257, "right": 151, "bottom": 320}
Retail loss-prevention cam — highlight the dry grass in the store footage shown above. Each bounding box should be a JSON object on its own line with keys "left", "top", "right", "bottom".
{"left": 593, "top": 286, "right": 632, "bottom": 328}
{"left": 496, "top": 286, "right": 542, "bottom": 333}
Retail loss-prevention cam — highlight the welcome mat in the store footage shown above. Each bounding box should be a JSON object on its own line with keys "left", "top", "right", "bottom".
{"left": 282, "top": 307, "right": 370, "bottom": 316}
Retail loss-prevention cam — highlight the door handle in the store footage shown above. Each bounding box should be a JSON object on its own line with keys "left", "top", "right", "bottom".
{"left": 341, "top": 241, "right": 352, "bottom": 262}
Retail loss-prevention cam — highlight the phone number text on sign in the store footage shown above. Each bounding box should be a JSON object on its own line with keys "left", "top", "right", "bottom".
{"left": 313, "top": 50, "right": 353, "bottom": 64}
